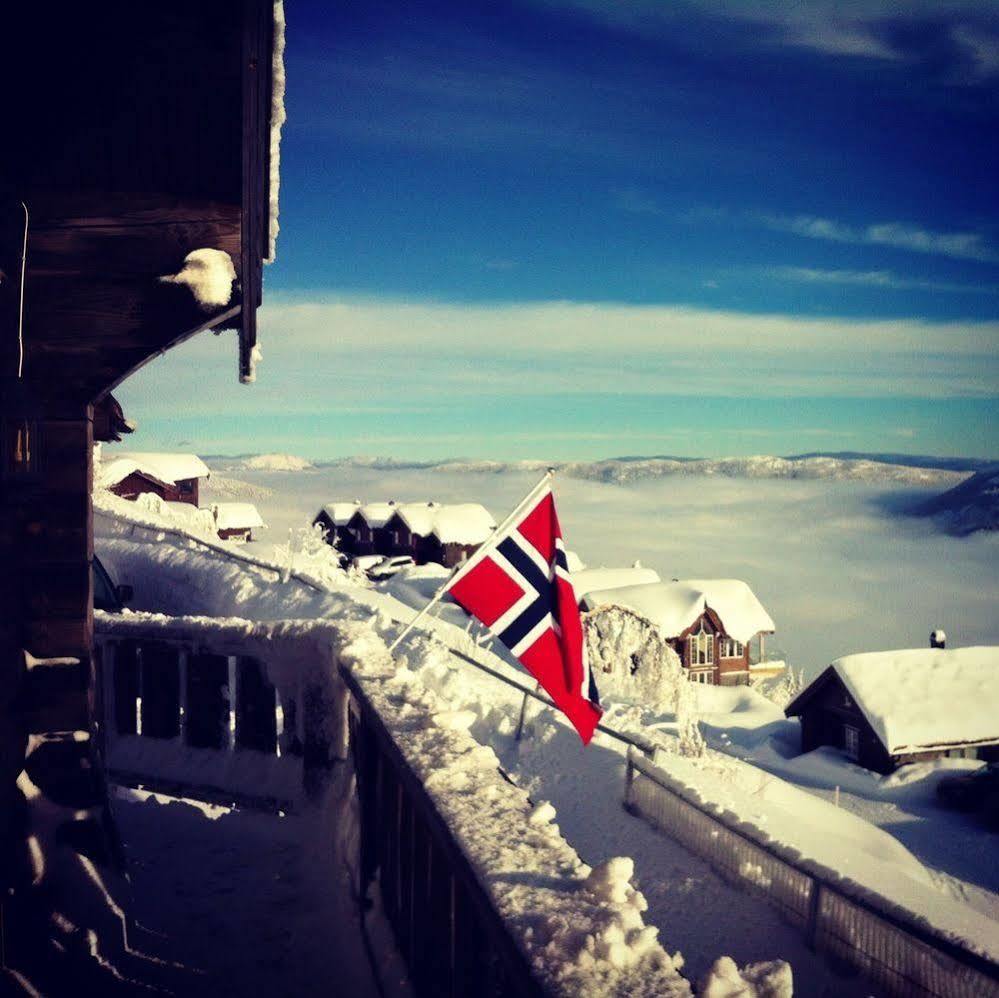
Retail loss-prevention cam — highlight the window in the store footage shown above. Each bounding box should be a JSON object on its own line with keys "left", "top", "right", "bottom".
{"left": 178, "top": 479, "right": 194, "bottom": 494}
{"left": 688, "top": 670, "right": 714, "bottom": 684}
{"left": 689, "top": 628, "right": 713, "bottom": 666}
{"left": 843, "top": 724, "right": 860, "bottom": 760}
{"left": 720, "top": 638, "right": 744, "bottom": 658}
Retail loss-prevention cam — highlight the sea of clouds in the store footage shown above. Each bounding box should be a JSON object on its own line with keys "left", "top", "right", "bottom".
{"left": 204, "top": 465, "right": 999, "bottom": 680}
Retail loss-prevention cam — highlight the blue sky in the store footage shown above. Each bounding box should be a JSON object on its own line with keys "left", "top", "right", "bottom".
{"left": 118, "top": 0, "right": 999, "bottom": 460}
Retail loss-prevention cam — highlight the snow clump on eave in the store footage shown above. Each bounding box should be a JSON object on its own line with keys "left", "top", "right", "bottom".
{"left": 159, "top": 249, "right": 237, "bottom": 310}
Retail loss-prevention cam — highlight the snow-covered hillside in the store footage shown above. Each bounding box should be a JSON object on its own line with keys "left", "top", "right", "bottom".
{"left": 234, "top": 453, "right": 315, "bottom": 471}
{"left": 916, "top": 466, "right": 999, "bottom": 535}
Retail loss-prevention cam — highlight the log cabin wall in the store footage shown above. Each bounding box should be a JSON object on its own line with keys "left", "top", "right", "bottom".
{"left": 1, "top": 0, "right": 276, "bottom": 916}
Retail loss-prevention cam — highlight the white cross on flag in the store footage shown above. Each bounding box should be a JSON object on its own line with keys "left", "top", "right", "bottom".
{"left": 444, "top": 478, "right": 602, "bottom": 744}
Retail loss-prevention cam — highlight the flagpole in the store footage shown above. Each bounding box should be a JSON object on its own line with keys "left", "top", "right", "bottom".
{"left": 386, "top": 467, "right": 555, "bottom": 654}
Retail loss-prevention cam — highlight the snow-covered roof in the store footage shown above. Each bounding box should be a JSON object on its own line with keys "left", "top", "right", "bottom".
{"left": 393, "top": 502, "right": 440, "bottom": 536}
{"left": 571, "top": 567, "right": 662, "bottom": 601}
{"left": 356, "top": 502, "right": 397, "bottom": 529}
{"left": 581, "top": 579, "right": 774, "bottom": 644}
{"left": 101, "top": 452, "right": 210, "bottom": 487}
{"left": 339, "top": 501, "right": 496, "bottom": 543}
{"left": 431, "top": 504, "right": 496, "bottom": 544}
{"left": 320, "top": 501, "right": 362, "bottom": 526}
{"left": 213, "top": 503, "right": 266, "bottom": 531}
{"left": 822, "top": 647, "right": 999, "bottom": 754}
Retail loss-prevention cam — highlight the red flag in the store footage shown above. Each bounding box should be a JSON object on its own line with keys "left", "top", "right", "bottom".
{"left": 446, "top": 483, "right": 602, "bottom": 744}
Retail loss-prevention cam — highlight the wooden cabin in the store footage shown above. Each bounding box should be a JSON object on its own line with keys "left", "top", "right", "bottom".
{"left": 344, "top": 502, "right": 399, "bottom": 557}
{"left": 0, "top": 1, "right": 283, "bottom": 978}
{"left": 384, "top": 502, "right": 496, "bottom": 568}
{"left": 213, "top": 502, "right": 266, "bottom": 542}
{"left": 328, "top": 500, "right": 497, "bottom": 568}
{"left": 102, "top": 453, "right": 211, "bottom": 506}
{"left": 313, "top": 501, "right": 363, "bottom": 555}
{"left": 785, "top": 645, "right": 999, "bottom": 774}
{"left": 581, "top": 579, "right": 775, "bottom": 685}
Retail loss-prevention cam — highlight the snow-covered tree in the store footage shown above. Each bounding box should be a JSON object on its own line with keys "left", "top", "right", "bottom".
{"left": 584, "top": 606, "right": 705, "bottom": 756}
{"left": 275, "top": 522, "right": 366, "bottom": 589}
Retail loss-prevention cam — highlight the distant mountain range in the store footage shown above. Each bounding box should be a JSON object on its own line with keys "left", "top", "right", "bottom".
{"left": 208, "top": 451, "right": 984, "bottom": 487}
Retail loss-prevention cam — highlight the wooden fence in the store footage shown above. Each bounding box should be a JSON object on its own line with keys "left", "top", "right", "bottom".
{"left": 624, "top": 749, "right": 999, "bottom": 998}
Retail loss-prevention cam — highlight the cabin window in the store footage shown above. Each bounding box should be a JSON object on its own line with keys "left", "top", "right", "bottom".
{"left": 689, "top": 629, "right": 713, "bottom": 666}
{"left": 178, "top": 479, "right": 194, "bottom": 495}
{"left": 843, "top": 724, "right": 860, "bottom": 760}
{"left": 720, "top": 638, "right": 744, "bottom": 658}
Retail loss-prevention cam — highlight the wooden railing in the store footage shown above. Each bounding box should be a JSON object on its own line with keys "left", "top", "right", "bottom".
{"left": 93, "top": 617, "right": 345, "bottom": 813}
{"left": 625, "top": 749, "right": 999, "bottom": 998}
{"left": 343, "top": 668, "right": 544, "bottom": 998}
{"left": 92, "top": 613, "right": 550, "bottom": 997}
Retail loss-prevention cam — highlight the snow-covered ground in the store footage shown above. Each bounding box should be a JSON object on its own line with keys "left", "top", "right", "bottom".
{"left": 94, "top": 477, "right": 999, "bottom": 993}
{"left": 193, "top": 462, "right": 999, "bottom": 679}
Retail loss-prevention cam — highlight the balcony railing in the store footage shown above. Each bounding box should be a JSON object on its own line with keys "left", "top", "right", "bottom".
{"left": 94, "top": 611, "right": 689, "bottom": 998}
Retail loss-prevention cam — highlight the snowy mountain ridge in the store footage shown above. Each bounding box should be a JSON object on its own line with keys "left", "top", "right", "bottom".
{"left": 213, "top": 453, "right": 973, "bottom": 487}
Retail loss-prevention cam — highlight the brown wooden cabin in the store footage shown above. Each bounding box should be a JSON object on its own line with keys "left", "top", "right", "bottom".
{"left": 580, "top": 578, "right": 774, "bottom": 687}
{"left": 0, "top": 1, "right": 280, "bottom": 981}
{"left": 312, "top": 501, "right": 363, "bottom": 557}
{"left": 785, "top": 655, "right": 999, "bottom": 775}
{"left": 344, "top": 504, "right": 398, "bottom": 557}
{"left": 103, "top": 453, "right": 210, "bottom": 506}
{"left": 671, "top": 607, "right": 753, "bottom": 686}
{"left": 109, "top": 470, "right": 201, "bottom": 506}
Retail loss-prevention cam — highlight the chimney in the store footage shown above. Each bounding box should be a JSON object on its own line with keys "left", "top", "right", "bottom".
{"left": 930, "top": 629, "right": 946, "bottom": 650}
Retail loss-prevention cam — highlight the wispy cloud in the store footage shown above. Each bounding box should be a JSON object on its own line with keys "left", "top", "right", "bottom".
{"left": 757, "top": 213, "right": 999, "bottom": 263}
{"left": 765, "top": 265, "right": 999, "bottom": 294}
{"left": 130, "top": 295, "right": 999, "bottom": 413}
{"left": 537, "top": 0, "right": 999, "bottom": 75}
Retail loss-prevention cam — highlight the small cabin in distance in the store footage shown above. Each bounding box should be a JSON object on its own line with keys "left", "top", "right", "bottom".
{"left": 313, "top": 501, "right": 362, "bottom": 554}
{"left": 345, "top": 503, "right": 399, "bottom": 557}
{"left": 581, "top": 579, "right": 775, "bottom": 685}
{"left": 102, "top": 453, "right": 211, "bottom": 506}
{"left": 391, "top": 503, "right": 496, "bottom": 568}
{"left": 314, "top": 500, "right": 497, "bottom": 568}
{"left": 785, "top": 644, "right": 999, "bottom": 774}
{"left": 212, "top": 502, "right": 266, "bottom": 543}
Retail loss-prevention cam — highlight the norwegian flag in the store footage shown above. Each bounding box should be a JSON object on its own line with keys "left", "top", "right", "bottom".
{"left": 445, "top": 479, "right": 602, "bottom": 744}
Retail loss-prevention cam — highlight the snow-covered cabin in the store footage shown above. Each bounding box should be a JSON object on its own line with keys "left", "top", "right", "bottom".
{"left": 785, "top": 646, "right": 999, "bottom": 773}
{"left": 581, "top": 579, "right": 775, "bottom": 685}
{"left": 312, "top": 501, "right": 363, "bottom": 552}
{"left": 344, "top": 502, "right": 400, "bottom": 556}
{"left": 101, "top": 453, "right": 210, "bottom": 506}
{"left": 212, "top": 502, "right": 266, "bottom": 543}
{"left": 423, "top": 504, "right": 497, "bottom": 568}
{"left": 318, "top": 500, "right": 496, "bottom": 567}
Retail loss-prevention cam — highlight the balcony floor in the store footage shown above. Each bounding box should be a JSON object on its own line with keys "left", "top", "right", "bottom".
{"left": 106, "top": 785, "right": 384, "bottom": 997}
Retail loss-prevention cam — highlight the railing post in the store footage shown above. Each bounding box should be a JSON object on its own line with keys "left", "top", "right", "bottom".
{"left": 806, "top": 879, "right": 822, "bottom": 951}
